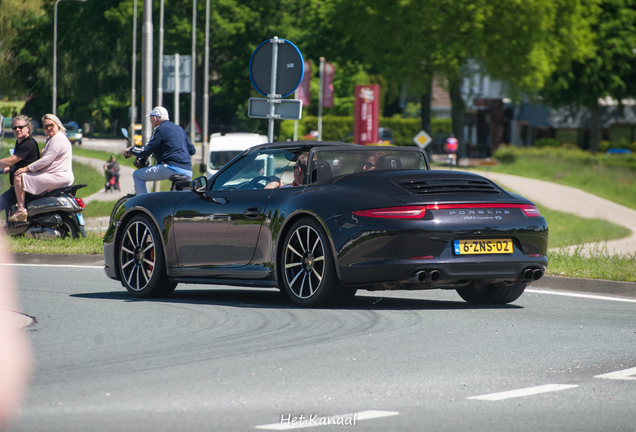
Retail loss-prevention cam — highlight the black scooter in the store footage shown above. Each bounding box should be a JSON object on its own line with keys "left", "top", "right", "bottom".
{"left": 6, "top": 184, "right": 88, "bottom": 239}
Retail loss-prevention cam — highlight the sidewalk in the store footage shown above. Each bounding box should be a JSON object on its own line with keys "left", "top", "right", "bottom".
{"left": 73, "top": 155, "right": 136, "bottom": 232}
{"left": 476, "top": 171, "right": 636, "bottom": 256}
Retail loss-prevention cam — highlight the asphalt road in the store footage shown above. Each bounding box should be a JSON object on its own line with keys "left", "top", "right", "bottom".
{"left": 6, "top": 264, "right": 636, "bottom": 432}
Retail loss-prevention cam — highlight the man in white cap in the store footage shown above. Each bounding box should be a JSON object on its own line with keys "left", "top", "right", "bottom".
{"left": 124, "top": 106, "right": 196, "bottom": 194}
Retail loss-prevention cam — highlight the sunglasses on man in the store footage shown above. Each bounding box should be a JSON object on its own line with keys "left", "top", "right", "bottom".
{"left": 12, "top": 125, "right": 27, "bottom": 131}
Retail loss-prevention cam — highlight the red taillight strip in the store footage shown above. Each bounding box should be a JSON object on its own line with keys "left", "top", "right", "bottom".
{"left": 352, "top": 206, "right": 427, "bottom": 219}
{"left": 352, "top": 203, "right": 541, "bottom": 219}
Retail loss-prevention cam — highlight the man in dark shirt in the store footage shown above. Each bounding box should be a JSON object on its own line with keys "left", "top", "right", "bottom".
{"left": 0, "top": 116, "right": 41, "bottom": 219}
{"left": 124, "top": 106, "right": 196, "bottom": 195}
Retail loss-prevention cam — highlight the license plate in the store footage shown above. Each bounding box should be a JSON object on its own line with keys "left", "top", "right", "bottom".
{"left": 77, "top": 213, "right": 85, "bottom": 226}
{"left": 454, "top": 239, "right": 513, "bottom": 255}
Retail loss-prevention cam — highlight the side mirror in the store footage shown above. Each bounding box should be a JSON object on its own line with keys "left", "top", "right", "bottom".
{"left": 121, "top": 128, "right": 129, "bottom": 139}
{"left": 190, "top": 176, "right": 207, "bottom": 194}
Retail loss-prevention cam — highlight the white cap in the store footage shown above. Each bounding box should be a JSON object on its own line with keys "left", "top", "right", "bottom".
{"left": 146, "top": 106, "right": 169, "bottom": 120}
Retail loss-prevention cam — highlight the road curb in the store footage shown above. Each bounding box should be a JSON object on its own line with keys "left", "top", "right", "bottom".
{"left": 10, "top": 253, "right": 636, "bottom": 298}
{"left": 12, "top": 253, "right": 104, "bottom": 266}
{"left": 533, "top": 275, "right": 636, "bottom": 299}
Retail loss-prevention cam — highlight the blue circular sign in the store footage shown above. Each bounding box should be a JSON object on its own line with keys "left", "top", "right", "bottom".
{"left": 249, "top": 39, "right": 304, "bottom": 98}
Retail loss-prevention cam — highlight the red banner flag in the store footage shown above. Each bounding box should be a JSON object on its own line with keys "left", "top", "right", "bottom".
{"left": 322, "top": 62, "right": 335, "bottom": 108}
{"left": 298, "top": 61, "right": 311, "bottom": 106}
{"left": 354, "top": 84, "right": 379, "bottom": 145}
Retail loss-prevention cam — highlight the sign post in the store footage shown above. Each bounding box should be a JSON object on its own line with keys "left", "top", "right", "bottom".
{"left": 248, "top": 37, "right": 304, "bottom": 142}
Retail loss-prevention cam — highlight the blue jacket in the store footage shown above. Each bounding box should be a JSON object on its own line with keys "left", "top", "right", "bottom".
{"left": 131, "top": 121, "right": 196, "bottom": 170}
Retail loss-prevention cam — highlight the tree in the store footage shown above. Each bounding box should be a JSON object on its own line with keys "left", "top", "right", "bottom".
{"left": 313, "top": 0, "right": 596, "bottom": 156}
{"left": 540, "top": 0, "right": 636, "bottom": 152}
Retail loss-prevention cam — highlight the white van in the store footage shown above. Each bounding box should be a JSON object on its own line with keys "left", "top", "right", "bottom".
{"left": 207, "top": 132, "right": 268, "bottom": 177}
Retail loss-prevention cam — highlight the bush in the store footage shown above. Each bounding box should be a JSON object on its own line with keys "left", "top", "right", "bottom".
{"left": 534, "top": 138, "right": 560, "bottom": 147}
{"left": 493, "top": 145, "right": 518, "bottom": 164}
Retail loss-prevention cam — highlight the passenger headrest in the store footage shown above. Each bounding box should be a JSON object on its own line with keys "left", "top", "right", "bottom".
{"left": 376, "top": 155, "right": 402, "bottom": 169}
{"left": 311, "top": 160, "right": 333, "bottom": 183}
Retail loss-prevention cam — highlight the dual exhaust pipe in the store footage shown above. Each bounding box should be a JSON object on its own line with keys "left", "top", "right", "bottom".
{"left": 522, "top": 267, "right": 543, "bottom": 282}
{"left": 413, "top": 269, "right": 441, "bottom": 284}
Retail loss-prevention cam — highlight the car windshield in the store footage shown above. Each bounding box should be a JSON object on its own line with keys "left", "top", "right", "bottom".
{"left": 308, "top": 147, "right": 427, "bottom": 183}
{"left": 209, "top": 150, "right": 243, "bottom": 171}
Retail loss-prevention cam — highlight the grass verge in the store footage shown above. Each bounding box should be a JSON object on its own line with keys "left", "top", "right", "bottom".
{"left": 547, "top": 246, "right": 636, "bottom": 282}
{"left": 6, "top": 231, "right": 103, "bottom": 254}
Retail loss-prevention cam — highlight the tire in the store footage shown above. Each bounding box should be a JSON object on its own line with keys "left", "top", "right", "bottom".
{"left": 57, "top": 213, "right": 80, "bottom": 239}
{"left": 456, "top": 281, "right": 527, "bottom": 305}
{"left": 118, "top": 214, "right": 176, "bottom": 298}
{"left": 281, "top": 217, "right": 350, "bottom": 307}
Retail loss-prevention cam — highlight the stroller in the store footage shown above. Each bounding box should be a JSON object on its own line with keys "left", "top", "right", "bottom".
{"left": 104, "top": 157, "right": 121, "bottom": 192}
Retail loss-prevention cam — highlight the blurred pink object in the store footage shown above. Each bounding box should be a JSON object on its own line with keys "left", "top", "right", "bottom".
{"left": 0, "top": 233, "right": 31, "bottom": 427}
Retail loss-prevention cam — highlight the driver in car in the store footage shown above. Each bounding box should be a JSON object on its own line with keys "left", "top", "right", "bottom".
{"left": 266, "top": 154, "right": 307, "bottom": 189}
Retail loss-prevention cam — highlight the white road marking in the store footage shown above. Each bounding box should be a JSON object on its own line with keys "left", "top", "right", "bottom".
{"left": 0, "top": 263, "right": 103, "bottom": 269}
{"left": 527, "top": 288, "right": 636, "bottom": 304}
{"left": 468, "top": 384, "right": 578, "bottom": 401}
{"left": 255, "top": 410, "right": 399, "bottom": 430}
{"left": 595, "top": 367, "right": 636, "bottom": 380}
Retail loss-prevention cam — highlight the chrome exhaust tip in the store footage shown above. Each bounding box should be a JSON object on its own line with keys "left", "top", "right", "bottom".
{"left": 417, "top": 271, "right": 428, "bottom": 283}
{"left": 429, "top": 270, "right": 441, "bottom": 282}
{"left": 533, "top": 269, "right": 543, "bottom": 281}
{"left": 523, "top": 269, "right": 534, "bottom": 281}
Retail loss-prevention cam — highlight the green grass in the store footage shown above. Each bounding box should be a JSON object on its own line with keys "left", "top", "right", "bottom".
{"left": 548, "top": 246, "right": 636, "bottom": 282}
{"left": 539, "top": 205, "right": 630, "bottom": 249}
{"left": 487, "top": 153, "right": 636, "bottom": 211}
{"left": 72, "top": 146, "right": 137, "bottom": 169}
{"left": 82, "top": 200, "right": 119, "bottom": 218}
{"left": 6, "top": 231, "right": 104, "bottom": 254}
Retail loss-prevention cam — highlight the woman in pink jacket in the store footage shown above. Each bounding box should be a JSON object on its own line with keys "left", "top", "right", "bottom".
{"left": 9, "top": 114, "right": 74, "bottom": 222}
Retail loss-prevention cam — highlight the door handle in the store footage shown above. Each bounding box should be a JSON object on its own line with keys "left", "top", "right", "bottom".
{"left": 244, "top": 207, "right": 261, "bottom": 219}
{"left": 211, "top": 197, "right": 227, "bottom": 204}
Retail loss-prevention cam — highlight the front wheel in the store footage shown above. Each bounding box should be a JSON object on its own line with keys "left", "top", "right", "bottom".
{"left": 118, "top": 214, "right": 176, "bottom": 298}
{"left": 281, "top": 217, "right": 349, "bottom": 307}
{"left": 456, "top": 281, "right": 527, "bottom": 305}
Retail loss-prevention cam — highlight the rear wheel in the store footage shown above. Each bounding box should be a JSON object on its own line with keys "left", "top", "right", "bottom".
{"left": 57, "top": 213, "right": 79, "bottom": 239}
{"left": 118, "top": 214, "right": 176, "bottom": 298}
{"left": 281, "top": 217, "right": 350, "bottom": 307}
{"left": 456, "top": 281, "right": 527, "bottom": 305}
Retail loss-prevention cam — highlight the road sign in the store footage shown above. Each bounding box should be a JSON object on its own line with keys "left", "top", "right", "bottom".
{"left": 162, "top": 55, "right": 192, "bottom": 93}
{"left": 249, "top": 39, "right": 304, "bottom": 97}
{"left": 413, "top": 130, "right": 432, "bottom": 149}
{"left": 248, "top": 98, "right": 302, "bottom": 120}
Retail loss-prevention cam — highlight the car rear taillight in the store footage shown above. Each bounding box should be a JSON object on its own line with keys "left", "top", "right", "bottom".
{"left": 352, "top": 206, "right": 427, "bottom": 219}
{"left": 352, "top": 203, "right": 542, "bottom": 219}
{"left": 519, "top": 204, "right": 541, "bottom": 217}
{"left": 74, "top": 197, "right": 86, "bottom": 209}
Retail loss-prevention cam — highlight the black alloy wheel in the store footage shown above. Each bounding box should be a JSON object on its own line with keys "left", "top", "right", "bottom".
{"left": 118, "top": 214, "right": 176, "bottom": 298}
{"left": 282, "top": 217, "right": 353, "bottom": 307}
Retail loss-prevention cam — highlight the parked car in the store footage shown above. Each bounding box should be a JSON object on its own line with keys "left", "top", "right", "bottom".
{"left": 64, "top": 123, "right": 83, "bottom": 145}
{"left": 207, "top": 132, "right": 268, "bottom": 177}
{"left": 103, "top": 142, "right": 548, "bottom": 307}
{"left": 133, "top": 124, "right": 142, "bottom": 147}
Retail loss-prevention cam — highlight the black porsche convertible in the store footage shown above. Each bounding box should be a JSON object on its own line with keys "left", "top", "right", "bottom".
{"left": 103, "top": 142, "right": 548, "bottom": 307}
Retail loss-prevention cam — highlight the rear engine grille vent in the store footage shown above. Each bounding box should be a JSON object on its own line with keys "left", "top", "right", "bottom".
{"left": 397, "top": 179, "right": 501, "bottom": 195}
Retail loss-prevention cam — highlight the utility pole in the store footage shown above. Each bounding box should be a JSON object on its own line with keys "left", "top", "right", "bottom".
{"left": 141, "top": 0, "right": 153, "bottom": 145}
{"left": 130, "top": 0, "right": 138, "bottom": 135}
{"left": 157, "top": 0, "right": 165, "bottom": 106}
{"left": 190, "top": 0, "right": 197, "bottom": 146}
{"left": 202, "top": 0, "right": 210, "bottom": 174}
